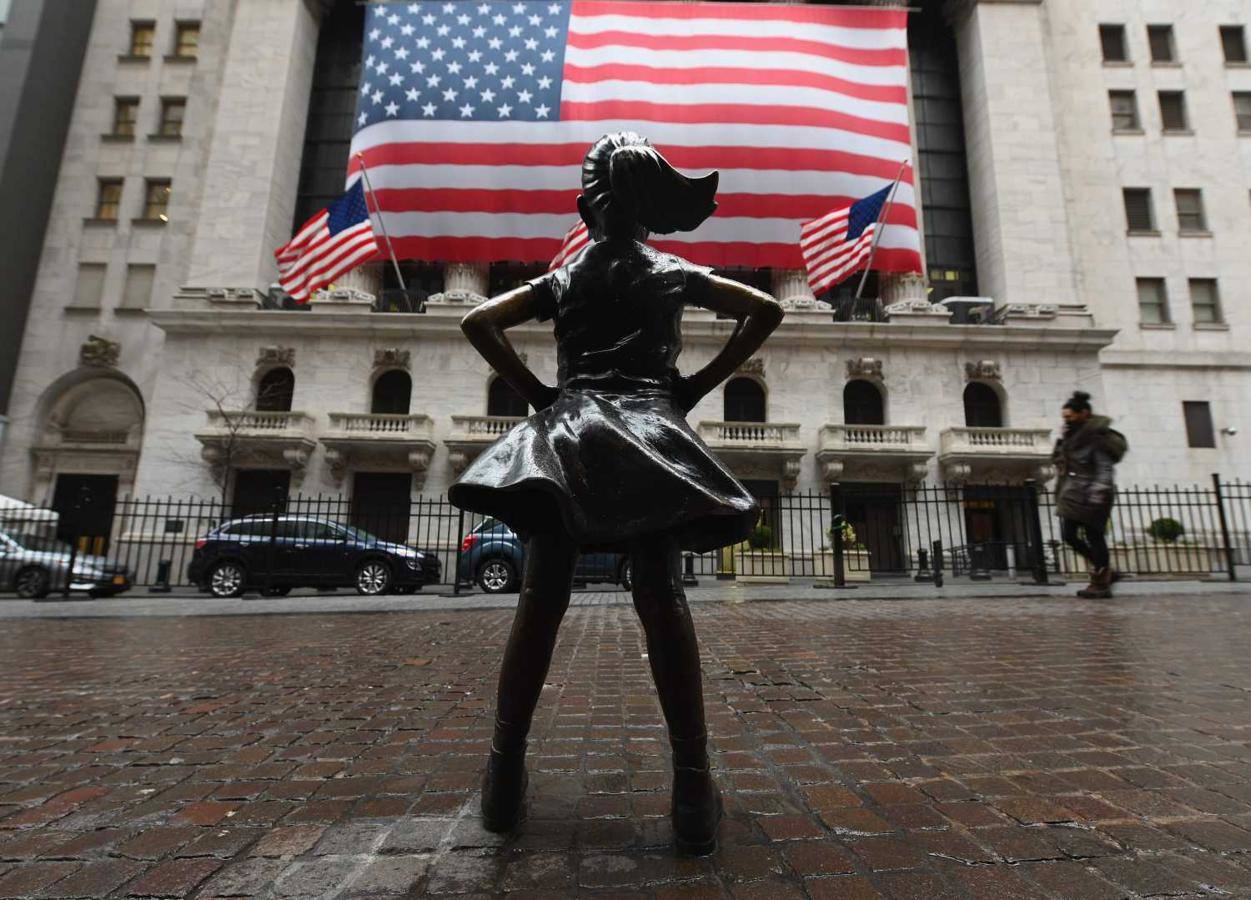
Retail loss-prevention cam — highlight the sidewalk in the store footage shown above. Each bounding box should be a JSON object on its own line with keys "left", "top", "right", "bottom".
{"left": 3, "top": 590, "right": 1251, "bottom": 897}
{"left": 1, "top": 576, "right": 1247, "bottom": 619}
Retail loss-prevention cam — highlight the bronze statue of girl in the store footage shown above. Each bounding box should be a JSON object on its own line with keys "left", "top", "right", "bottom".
{"left": 450, "top": 132, "right": 783, "bottom": 855}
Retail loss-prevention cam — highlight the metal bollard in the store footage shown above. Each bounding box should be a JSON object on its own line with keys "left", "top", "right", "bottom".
{"left": 970, "top": 543, "right": 992, "bottom": 581}
{"left": 682, "top": 553, "right": 699, "bottom": 587}
{"left": 149, "top": 560, "right": 172, "bottom": 593}
{"left": 914, "top": 548, "right": 931, "bottom": 583}
{"left": 932, "top": 540, "right": 944, "bottom": 588}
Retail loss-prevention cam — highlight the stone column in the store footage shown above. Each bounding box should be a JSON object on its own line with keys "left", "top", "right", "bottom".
{"left": 771, "top": 269, "right": 822, "bottom": 310}
{"left": 440, "top": 262, "right": 490, "bottom": 303}
{"left": 945, "top": 0, "right": 1078, "bottom": 306}
{"left": 185, "top": 1, "right": 321, "bottom": 289}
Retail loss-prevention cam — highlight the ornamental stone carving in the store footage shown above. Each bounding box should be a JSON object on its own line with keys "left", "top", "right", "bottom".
{"left": 884, "top": 299, "right": 951, "bottom": 320}
{"left": 965, "top": 360, "right": 1002, "bottom": 381}
{"left": 846, "top": 357, "right": 883, "bottom": 380}
{"left": 80, "top": 335, "right": 120, "bottom": 368}
{"left": 257, "top": 346, "right": 295, "bottom": 368}
{"left": 374, "top": 348, "right": 411, "bottom": 370}
{"left": 737, "top": 358, "right": 764, "bottom": 377}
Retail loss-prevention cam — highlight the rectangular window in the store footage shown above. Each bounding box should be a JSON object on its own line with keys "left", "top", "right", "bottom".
{"left": 1174, "top": 189, "right": 1207, "bottom": 233}
{"left": 1109, "top": 90, "right": 1139, "bottom": 131}
{"left": 1158, "top": 91, "right": 1188, "bottom": 131}
{"left": 158, "top": 98, "right": 185, "bottom": 137}
{"left": 141, "top": 179, "right": 171, "bottom": 221}
{"left": 1100, "top": 24, "right": 1128, "bottom": 62}
{"left": 1183, "top": 401, "right": 1216, "bottom": 448}
{"left": 71, "top": 264, "right": 107, "bottom": 309}
{"left": 1123, "top": 188, "right": 1155, "bottom": 232}
{"left": 1189, "top": 278, "right": 1222, "bottom": 324}
{"left": 1235, "top": 92, "right": 1251, "bottom": 132}
{"left": 120, "top": 264, "right": 156, "bottom": 309}
{"left": 1136, "top": 277, "right": 1169, "bottom": 324}
{"left": 128, "top": 21, "right": 155, "bottom": 58}
{"left": 111, "top": 97, "right": 138, "bottom": 137}
{"left": 95, "top": 179, "right": 122, "bottom": 220}
{"left": 172, "top": 21, "right": 199, "bottom": 59}
{"left": 1148, "top": 24, "right": 1176, "bottom": 62}
{"left": 1221, "top": 25, "right": 1248, "bottom": 63}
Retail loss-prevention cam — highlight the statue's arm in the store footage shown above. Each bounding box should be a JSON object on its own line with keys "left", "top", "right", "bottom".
{"left": 678, "top": 275, "right": 784, "bottom": 410}
{"left": 461, "top": 285, "right": 559, "bottom": 411}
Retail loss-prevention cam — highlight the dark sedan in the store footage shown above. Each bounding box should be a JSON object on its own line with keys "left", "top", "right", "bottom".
{"left": 457, "top": 518, "right": 630, "bottom": 593}
{"left": 188, "top": 515, "right": 441, "bottom": 598}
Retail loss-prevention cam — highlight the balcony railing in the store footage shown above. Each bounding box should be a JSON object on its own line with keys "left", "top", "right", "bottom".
{"left": 817, "top": 424, "right": 931, "bottom": 482}
{"left": 820, "top": 424, "right": 927, "bottom": 451}
{"left": 449, "top": 415, "right": 525, "bottom": 440}
{"left": 699, "top": 421, "right": 802, "bottom": 446}
{"left": 325, "top": 412, "right": 434, "bottom": 439}
{"left": 195, "top": 410, "right": 317, "bottom": 474}
{"left": 940, "top": 426, "right": 1052, "bottom": 455}
{"left": 203, "top": 410, "right": 315, "bottom": 434}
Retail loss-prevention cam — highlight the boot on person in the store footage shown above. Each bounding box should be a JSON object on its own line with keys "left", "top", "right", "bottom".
{"left": 1076, "top": 566, "right": 1113, "bottom": 599}
{"left": 670, "top": 734, "right": 723, "bottom": 856}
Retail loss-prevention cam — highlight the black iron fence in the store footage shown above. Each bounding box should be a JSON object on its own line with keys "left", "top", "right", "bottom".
{"left": 1, "top": 476, "right": 1248, "bottom": 596}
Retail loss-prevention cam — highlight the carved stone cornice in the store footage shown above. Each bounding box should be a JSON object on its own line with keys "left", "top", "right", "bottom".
{"left": 965, "top": 360, "right": 1002, "bottom": 381}
{"left": 373, "top": 348, "right": 411, "bottom": 371}
{"left": 737, "top": 358, "right": 764, "bottom": 377}
{"left": 846, "top": 357, "right": 883, "bottom": 381}
{"left": 80, "top": 335, "right": 120, "bottom": 368}
{"left": 257, "top": 345, "right": 295, "bottom": 368}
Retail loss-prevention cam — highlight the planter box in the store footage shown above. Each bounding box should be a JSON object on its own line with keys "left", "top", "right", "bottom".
{"left": 736, "top": 550, "right": 791, "bottom": 584}
{"left": 1111, "top": 542, "right": 1217, "bottom": 576}
{"left": 816, "top": 550, "right": 872, "bottom": 582}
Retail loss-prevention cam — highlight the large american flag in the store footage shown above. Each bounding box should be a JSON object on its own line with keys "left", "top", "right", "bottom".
{"left": 350, "top": 0, "right": 922, "bottom": 272}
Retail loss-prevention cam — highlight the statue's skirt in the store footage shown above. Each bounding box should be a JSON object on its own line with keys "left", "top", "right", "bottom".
{"left": 449, "top": 388, "right": 759, "bottom": 553}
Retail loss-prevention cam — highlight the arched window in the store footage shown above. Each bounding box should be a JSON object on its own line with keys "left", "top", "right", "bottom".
{"left": 843, "top": 380, "right": 884, "bottom": 426}
{"left": 487, "top": 377, "right": 529, "bottom": 417}
{"left": 963, "top": 382, "right": 1003, "bottom": 427}
{"left": 255, "top": 367, "right": 294, "bottom": 412}
{"left": 724, "top": 377, "right": 766, "bottom": 422}
{"left": 371, "top": 370, "right": 412, "bottom": 414}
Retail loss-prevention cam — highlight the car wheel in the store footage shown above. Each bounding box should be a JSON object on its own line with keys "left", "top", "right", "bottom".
{"left": 477, "top": 558, "right": 517, "bottom": 594}
{"left": 356, "top": 560, "right": 392, "bottom": 596}
{"left": 208, "top": 561, "right": 246, "bottom": 598}
{"left": 619, "top": 559, "right": 632, "bottom": 591}
{"left": 260, "top": 586, "right": 291, "bottom": 597}
{"left": 15, "top": 566, "right": 50, "bottom": 600}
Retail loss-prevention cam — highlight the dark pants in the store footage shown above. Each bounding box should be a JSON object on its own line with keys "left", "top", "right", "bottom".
{"left": 1062, "top": 514, "right": 1109, "bottom": 570}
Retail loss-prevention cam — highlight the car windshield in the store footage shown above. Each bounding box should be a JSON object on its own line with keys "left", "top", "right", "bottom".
{"left": 6, "top": 533, "right": 69, "bottom": 553}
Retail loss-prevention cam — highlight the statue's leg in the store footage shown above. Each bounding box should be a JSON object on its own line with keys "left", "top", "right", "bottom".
{"left": 481, "top": 529, "right": 577, "bottom": 832}
{"left": 629, "top": 534, "right": 722, "bottom": 855}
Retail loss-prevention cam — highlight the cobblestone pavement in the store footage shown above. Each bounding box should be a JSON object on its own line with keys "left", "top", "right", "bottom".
{"left": 2, "top": 593, "right": 1251, "bottom": 898}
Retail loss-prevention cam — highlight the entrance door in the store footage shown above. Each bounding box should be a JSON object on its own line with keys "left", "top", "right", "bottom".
{"left": 51, "top": 474, "right": 119, "bottom": 554}
{"left": 231, "top": 469, "right": 290, "bottom": 519}
{"left": 351, "top": 473, "right": 412, "bottom": 544}
{"left": 843, "top": 483, "right": 904, "bottom": 573}
{"left": 963, "top": 486, "right": 1033, "bottom": 571}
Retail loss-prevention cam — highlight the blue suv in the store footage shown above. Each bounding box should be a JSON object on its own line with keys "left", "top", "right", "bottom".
{"left": 457, "top": 518, "right": 630, "bottom": 593}
{"left": 188, "top": 515, "right": 441, "bottom": 598}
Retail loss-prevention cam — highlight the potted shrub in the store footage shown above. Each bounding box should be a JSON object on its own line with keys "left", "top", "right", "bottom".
{"left": 1111, "top": 516, "right": 1213, "bottom": 576}
{"left": 818, "top": 521, "right": 871, "bottom": 582}
{"left": 737, "top": 521, "right": 790, "bottom": 582}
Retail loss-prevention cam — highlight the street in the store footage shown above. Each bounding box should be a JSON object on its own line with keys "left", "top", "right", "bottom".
{"left": 1, "top": 589, "right": 1251, "bottom": 897}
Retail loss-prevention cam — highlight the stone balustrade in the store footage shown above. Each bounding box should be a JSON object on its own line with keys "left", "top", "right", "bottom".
{"left": 938, "top": 426, "right": 1054, "bottom": 483}
{"left": 444, "top": 415, "right": 524, "bottom": 474}
{"left": 698, "top": 421, "right": 806, "bottom": 492}
{"left": 698, "top": 421, "right": 802, "bottom": 446}
{"left": 816, "top": 424, "right": 931, "bottom": 482}
{"left": 326, "top": 412, "right": 435, "bottom": 438}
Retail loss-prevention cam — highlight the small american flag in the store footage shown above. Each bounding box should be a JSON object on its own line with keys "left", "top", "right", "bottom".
{"left": 274, "top": 181, "right": 380, "bottom": 303}
{"left": 548, "top": 220, "right": 589, "bottom": 270}
{"left": 800, "top": 184, "right": 893, "bottom": 296}
{"left": 351, "top": 0, "right": 922, "bottom": 271}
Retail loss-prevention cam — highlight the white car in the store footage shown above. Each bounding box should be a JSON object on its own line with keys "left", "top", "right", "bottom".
{"left": 0, "top": 530, "right": 132, "bottom": 599}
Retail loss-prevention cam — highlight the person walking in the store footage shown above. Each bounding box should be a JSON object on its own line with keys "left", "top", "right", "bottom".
{"left": 1053, "top": 392, "right": 1127, "bottom": 598}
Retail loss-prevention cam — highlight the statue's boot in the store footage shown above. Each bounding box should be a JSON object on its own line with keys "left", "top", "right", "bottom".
{"left": 670, "top": 735, "right": 722, "bottom": 855}
{"left": 481, "top": 721, "right": 528, "bottom": 832}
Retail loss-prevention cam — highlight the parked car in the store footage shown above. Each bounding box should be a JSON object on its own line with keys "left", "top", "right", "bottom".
{"left": 457, "top": 518, "right": 630, "bottom": 593}
{"left": 0, "top": 529, "right": 132, "bottom": 599}
{"left": 188, "top": 515, "right": 442, "bottom": 598}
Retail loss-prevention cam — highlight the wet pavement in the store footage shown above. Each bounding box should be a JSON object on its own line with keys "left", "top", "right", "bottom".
{"left": 1, "top": 591, "right": 1251, "bottom": 898}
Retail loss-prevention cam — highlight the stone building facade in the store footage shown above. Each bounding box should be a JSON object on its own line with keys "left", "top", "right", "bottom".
{"left": 0, "top": 0, "right": 1247, "bottom": 550}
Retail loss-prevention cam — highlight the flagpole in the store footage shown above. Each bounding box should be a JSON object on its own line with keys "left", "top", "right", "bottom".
{"left": 853, "top": 158, "right": 910, "bottom": 302}
{"left": 354, "top": 152, "right": 408, "bottom": 293}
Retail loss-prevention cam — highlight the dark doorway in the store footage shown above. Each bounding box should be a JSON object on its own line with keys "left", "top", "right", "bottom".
{"left": 51, "top": 474, "right": 119, "bottom": 554}
{"left": 724, "top": 378, "right": 766, "bottom": 422}
{"left": 963, "top": 485, "right": 1034, "bottom": 571}
{"left": 963, "top": 383, "right": 1003, "bottom": 427}
{"left": 351, "top": 472, "right": 412, "bottom": 544}
{"left": 843, "top": 380, "right": 885, "bottom": 425}
{"left": 487, "top": 377, "right": 529, "bottom": 417}
{"left": 231, "top": 469, "right": 290, "bottom": 519}
{"left": 256, "top": 367, "right": 295, "bottom": 412}
{"left": 371, "top": 370, "right": 412, "bottom": 414}
{"left": 843, "top": 482, "right": 904, "bottom": 573}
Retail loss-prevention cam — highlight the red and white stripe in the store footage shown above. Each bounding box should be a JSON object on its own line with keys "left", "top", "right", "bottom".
{"left": 350, "top": 1, "right": 922, "bottom": 273}
{"left": 800, "top": 205, "right": 877, "bottom": 295}
{"left": 275, "top": 210, "right": 379, "bottom": 303}
{"left": 549, "top": 221, "right": 591, "bottom": 270}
